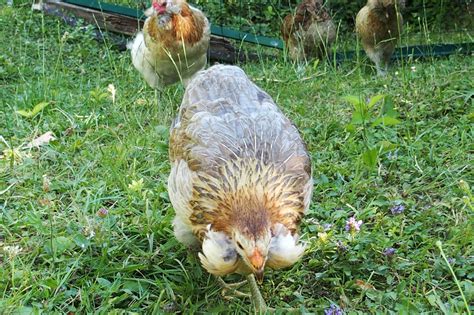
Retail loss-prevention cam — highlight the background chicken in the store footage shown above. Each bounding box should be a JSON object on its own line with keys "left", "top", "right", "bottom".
{"left": 356, "top": 0, "right": 404, "bottom": 76}
{"left": 168, "top": 65, "right": 313, "bottom": 311}
{"left": 281, "top": 0, "right": 336, "bottom": 62}
{"left": 128, "top": 0, "right": 210, "bottom": 89}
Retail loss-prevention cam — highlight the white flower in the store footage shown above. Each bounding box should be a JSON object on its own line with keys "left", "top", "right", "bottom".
{"left": 3, "top": 245, "right": 22, "bottom": 259}
{"left": 128, "top": 179, "right": 144, "bottom": 192}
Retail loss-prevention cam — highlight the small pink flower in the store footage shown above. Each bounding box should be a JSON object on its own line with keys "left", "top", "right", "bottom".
{"left": 97, "top": 208, "right": 108, "bottom": 218}
{"left": 345, "top": 216, "right": 363, "bottom": 233}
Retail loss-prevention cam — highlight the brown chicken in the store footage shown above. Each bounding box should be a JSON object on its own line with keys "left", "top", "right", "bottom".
{"left": 356, "top": 0, "right": 404, "bottom": 75}
{"left": 281, "top": 0, "right": 336, "bottom": 62}
{"left": 168, "top": 65, "right": 313, "bottom": 311}
{"left": 128, "top": 0, "right": 210, "bottom": 89}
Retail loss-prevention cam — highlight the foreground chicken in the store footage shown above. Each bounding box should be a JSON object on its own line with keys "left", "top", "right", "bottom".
{"left": 356, "top": 0, "right": 404, "bottom": 75}
{"left": 168, "top": 65, "right": 313, "bottom": 311}
{"left": 281, "top": 0, "right": 336, "bottom": 62}
{"left": 128, "top": 0, "right": 210, "bottom": 89}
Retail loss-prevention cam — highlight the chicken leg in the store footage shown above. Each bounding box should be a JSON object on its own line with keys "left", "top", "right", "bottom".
{"left": 247, "top": 274, "right": 268, "bottom": 312}
{"left": 218, "top": 275, "right": 268, "bottom": 312}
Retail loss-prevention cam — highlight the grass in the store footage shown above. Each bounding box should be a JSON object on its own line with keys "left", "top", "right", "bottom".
{"left": 1, "top": 2, "right": 473, "bottom": 314}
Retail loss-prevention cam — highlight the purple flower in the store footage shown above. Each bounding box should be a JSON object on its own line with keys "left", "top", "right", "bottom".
{"left": 390, "top": 204, "right": 405, "bottom": 215}
{"left": 97, "top": 208, "right": 108, "bottom": 218}
{"left": 325, "top": 304, "right": 343, "bottom": 315}
{"left": 345, "top": 216, "right": 363, "bottom": 233}
{"left": 448, "top": 258, "right": 456, "bottom": 265}
{"left": 383, "top": 247, "right": 396, "bottom": 256}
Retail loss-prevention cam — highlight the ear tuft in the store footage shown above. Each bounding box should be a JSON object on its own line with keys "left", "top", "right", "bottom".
{"left": 199, "top": 227, "right": 239, "bottom": 276}
{"left": 144, "top": 7, "right": 155, "bottom": 17}
{"left": 267, "top": 224, "right": 306, "bottom": 269}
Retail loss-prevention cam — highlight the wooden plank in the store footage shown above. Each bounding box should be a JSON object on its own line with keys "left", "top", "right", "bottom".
{"left": 34, "top": 0, "right": 259, "bottom": 63}
{"left": 39, "top": 0, "right": 142, "bottom": 35}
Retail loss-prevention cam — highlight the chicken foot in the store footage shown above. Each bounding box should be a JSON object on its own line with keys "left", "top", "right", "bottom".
{"left": 217, "top": 277, "right": 250, "bottom": 299}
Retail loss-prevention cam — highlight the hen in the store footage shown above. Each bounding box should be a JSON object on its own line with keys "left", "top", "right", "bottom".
{"left": 168, "top": 65, "right": 313, "bottom": 311}
{"left": 281, "top": 0, "right": 336, "bottom": 62}
{"left": 128, "top": 0, "right": 210, "bottom": 89}
{"left": 356, "top": 0, "right": 404, "bottom": 76}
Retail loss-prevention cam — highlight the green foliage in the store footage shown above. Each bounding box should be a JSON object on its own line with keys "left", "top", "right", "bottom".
{"left": 193, "top": 0, "right": 474, "bottom": 35}
{"left": 330, "top": 0, "right": 473, "bottom": 32}
{"left": 98, "top": 0, "right": 474, "bottom": 37}
{"left": 15, "top": 102, "right": 50, "bottom": 118}
{"left": 344, "top": 95, "right": 401, "bottom": 171}
{"left": 106, "top": 0, "right": 474, "bottom": 36}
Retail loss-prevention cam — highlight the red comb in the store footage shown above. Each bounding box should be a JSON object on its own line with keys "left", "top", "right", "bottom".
{"left": 152, "top": 0, "right": 166, "bottom": 14}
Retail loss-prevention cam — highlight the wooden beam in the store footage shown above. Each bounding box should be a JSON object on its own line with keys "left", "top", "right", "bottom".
{"left": 37, "top": 0, "right": 142, "bottom": 35}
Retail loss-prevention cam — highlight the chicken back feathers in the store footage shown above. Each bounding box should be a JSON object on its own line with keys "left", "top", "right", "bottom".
{"left": 168, "top": 65, "right": 312, "bottom": 276}
{"left": 281, "top": 0, "right": 336, "bottom": 61}
{"left": 356, "top": 0, "right": 403, "bottom": 75}
{"left": 128, "top": 1, "right": 210, "bottom": 89}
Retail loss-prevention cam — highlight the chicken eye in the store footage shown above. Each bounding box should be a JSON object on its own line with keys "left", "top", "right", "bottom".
{"left": 236, "top": 242, "right": 244, "bottom": 250}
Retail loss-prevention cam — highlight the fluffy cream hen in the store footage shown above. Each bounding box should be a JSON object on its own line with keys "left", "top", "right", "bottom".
{"left": 168, "top": 65, "right": 313, "bottom": 310}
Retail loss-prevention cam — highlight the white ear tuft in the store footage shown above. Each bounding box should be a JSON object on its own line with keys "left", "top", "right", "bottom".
{"left": 199, "top": 226, "right": 239, "bottom": 276}
{"left": 144, "top": 6, "right": 156, "bottom": 17}
{"left": 267, "top": 223, "right": 306, "bottom": 269}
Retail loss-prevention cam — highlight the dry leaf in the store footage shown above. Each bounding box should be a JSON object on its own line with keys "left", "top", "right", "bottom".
{"left": 38, "top": 199, "right": 52, "bottom": 207}
{"left": 25, "top": 132, "right": 56, "bottom": 149}
{"left": 355, "top": 279, "right": 375, "bottom": 290}
{"left": 63, "top": 127, "right": 75, "bottom": 137}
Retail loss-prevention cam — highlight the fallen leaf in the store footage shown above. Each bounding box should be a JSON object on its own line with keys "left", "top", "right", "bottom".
{"left": 38, "top": 199, "right": 52, "bottom": 207}
{"left": 25, "top": 132, "right": 56, "bottom": 149}
{"left": 63, "top": 127, "right": 75, "bottom": 136}
{"left": 108, "top": 84, "right": 116, "bottom": 104}
{"left": 355, "top": 279, "right": 375, "bottom": 290}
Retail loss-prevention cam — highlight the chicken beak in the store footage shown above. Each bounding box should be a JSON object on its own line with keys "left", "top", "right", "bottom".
{"left": 249, "top": 249, "right": 265, "bottom": 283}
{"left": 255, "top": 269, "right": 264, "bottom": 283}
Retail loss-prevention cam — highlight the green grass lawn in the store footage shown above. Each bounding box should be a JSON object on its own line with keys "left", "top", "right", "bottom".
{"left": 1, "top": 3, "right": 473, "bottom": 314}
